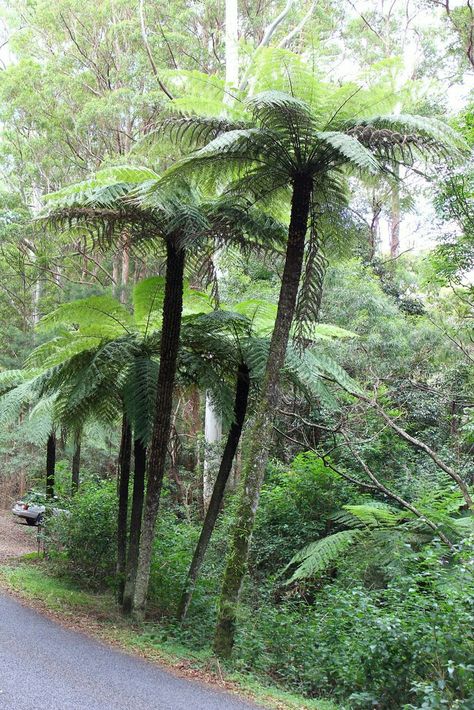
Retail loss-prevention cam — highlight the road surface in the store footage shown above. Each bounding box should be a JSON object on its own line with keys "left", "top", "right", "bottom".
{"left": 0, "top": 594, "right": 262, "bottom": 710}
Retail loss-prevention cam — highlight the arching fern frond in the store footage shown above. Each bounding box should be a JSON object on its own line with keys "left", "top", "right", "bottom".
{"left": 315, "top": 131, "right": 382, "bottom": 175}
{"left": 37, "top": 295, "right": 134, "bottom": 336}
{"left": 340, "top": 503, "right": 405, "bottom": 528}
{"left": 285, "top": 530, "right": 361, "bottom": 583}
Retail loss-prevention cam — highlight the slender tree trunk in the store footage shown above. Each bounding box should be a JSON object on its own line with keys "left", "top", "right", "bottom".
{"left": 117, "top": 416, "right": 132, "bottom": 605}
{"left": 369, "top": 193, "right": 381, "bottom": 261}
{"left": 46, "top": 432, "right": 56, "bottom": 498}
{"left": 71, "top": 435, "right": 81, "bottom": 494}
{"left": 213, "top": 176, "right": 312, "bottom": 657}
{"left": 131, "top": 241, "right": 185, "bottom": 619}
{"left": 112, "top": 252, "right": 121, "bottom": 297}
{"left": 122, "top": 438, "right": 147, "bottom": 615}
{"left": 169, "top": 425, "right": 187, "bottom": 507}
{"left": 389, "top": 165, "right": 401, "bottom": 258}
{"left": 225, "top": 0, "right": 239, "bottom": 89}
{"left": 178, "top": 363, "right": 250, "bottom": 621}
{"left": 203, "top": 393, "right": 222, "bottom": 512}
{"left": 120, "top": 234, "right": 130, "bottom": 304}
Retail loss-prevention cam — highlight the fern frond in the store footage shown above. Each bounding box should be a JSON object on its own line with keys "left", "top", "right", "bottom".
{"left": 316, "top": 131, "right": 382, "bottom": 174}
{"left": 44, "top": 166, "right": 159, "bottom": 207}
{"left": 37, "top": 296, "right": 134, "bottom": 336}
{"left": 294, "top": 222, "right": 327, "bottom": 338}
{"left": 300, "top": 323, "right": 358, "bottom": 340}
{"left": 285, "top": 530, "right": 361, "bottom": 583}
{"left": 161, "top": 113, "right": 249, "bottom": 149}
{"left": 123, "top": 355, "right": 159, "bottom": 444}
{"left": 341, "top": 503, "right": 404, "bottom": 528}
{"left": 232, "top": 299, "right": 278, "bottom": 336}
{"left": 0, "top": 369, "right": 31, "bottom": 394}
{"left": 0, "top": 379, "right": 39, "bottom": 424}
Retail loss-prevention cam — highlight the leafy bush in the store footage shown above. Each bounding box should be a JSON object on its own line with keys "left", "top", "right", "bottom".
{"left": 147, "top": 510, "right": 199, "bottom": 615}
{"left": 252, "top": 453, "right": 359, "bottom": 573}
{"left": 47, "top": 480, "right": 117, "bottom": 585}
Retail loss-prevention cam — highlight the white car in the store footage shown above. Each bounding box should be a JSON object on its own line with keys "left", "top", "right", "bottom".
{"left": 12, "top": 501, "right": 45, "bottom": 526}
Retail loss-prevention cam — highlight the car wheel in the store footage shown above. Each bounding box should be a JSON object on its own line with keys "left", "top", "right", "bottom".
{"left": 36, "top": 514, "right": 44, "bottom": 525}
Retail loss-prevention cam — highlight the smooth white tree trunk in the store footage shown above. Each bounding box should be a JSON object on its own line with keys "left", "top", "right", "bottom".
{"left": 203, "top": 393, "right": 222, "bottom": 512}
{"left": 225, "top": 0, "right": 239, "bottom": 90}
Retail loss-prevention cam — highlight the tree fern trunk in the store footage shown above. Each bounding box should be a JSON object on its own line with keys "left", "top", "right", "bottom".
{"left": 213, "top": 175, "right": 312, "bottom": 658}
{"left": 117, "top": 415, "right": 132, "bottom": 605}
{"left": 46, "top": 432, "right": 56, "bottom": 499}
{"left": 131, "top": 241, "right": 185, "bottom": 619}
{"left": 178, "top": 362, "right": 250, "bottom": 621}
{"left": 122, "top": 438, "right": 146, "bottom": 615}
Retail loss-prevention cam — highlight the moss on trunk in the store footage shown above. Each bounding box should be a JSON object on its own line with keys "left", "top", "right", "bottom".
{"left": 213, "top": 175, "right": 313, "bottom": 657}
{"left": 178, "top": 362, "right": 250, "bottom": 621}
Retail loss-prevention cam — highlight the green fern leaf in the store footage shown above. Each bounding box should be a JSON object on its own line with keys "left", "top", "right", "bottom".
{"left": 285, "top": 530, "right": 361, "bottom": 583}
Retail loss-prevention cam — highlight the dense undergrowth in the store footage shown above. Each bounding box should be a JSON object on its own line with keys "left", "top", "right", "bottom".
{"left": 42, "top": 454, "right": 474, "bottom": 710}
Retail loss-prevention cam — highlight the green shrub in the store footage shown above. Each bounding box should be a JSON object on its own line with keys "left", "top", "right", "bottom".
{"left": 147, "top": 510, "right": 198, "bottom": 615}
{"left": 234, "top": 550, "right": 474, "bottom": 709}
{"left": 47, "top": 480, "right": 117, "bottom": 586}
{"left": 252, "top": 453, "right": 359, "bottom": 573}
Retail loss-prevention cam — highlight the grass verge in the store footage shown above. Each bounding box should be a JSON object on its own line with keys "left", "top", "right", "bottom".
{"left": 0, "top": 559, "right": 340, "bottom": 710}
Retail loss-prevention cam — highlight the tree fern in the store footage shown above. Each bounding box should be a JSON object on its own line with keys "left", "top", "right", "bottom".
{"left": 341, "top": 503, "right": 404, "bottom": 528}
{"left": 285, "top": 495, "right": 467, "bottom": 584}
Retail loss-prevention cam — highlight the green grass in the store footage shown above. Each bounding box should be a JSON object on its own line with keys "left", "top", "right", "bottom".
{"left": 0, "top": 560, "right": 341, "bottom": 710}
{"left": 0, "top": 563, "right": 107, "bottom": 612}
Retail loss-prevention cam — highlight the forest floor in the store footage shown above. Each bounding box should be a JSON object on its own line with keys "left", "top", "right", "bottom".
{"left": 0, "top": 509, "right": 37, "bottom": 561}
{"left": 0, "top": 510, "right": 338, "bottom": 710}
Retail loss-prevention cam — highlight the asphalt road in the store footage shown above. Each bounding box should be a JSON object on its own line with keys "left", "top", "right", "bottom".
{"left": 0, "top": 594, "right": 262, "bottom": 710}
